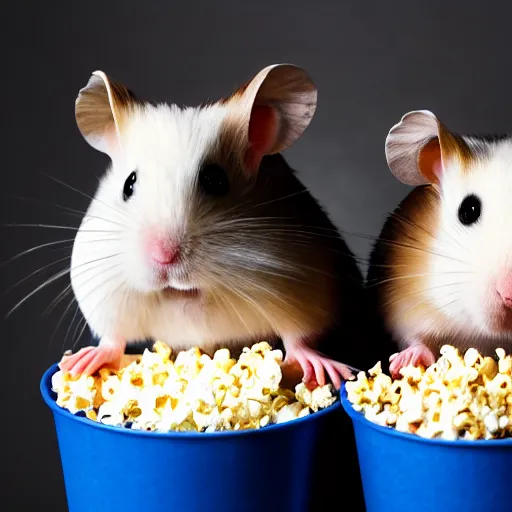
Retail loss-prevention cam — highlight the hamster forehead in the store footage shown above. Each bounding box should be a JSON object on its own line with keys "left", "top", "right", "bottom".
{"left": 112, "top": 104, "right": 226, "bottom": 196}
{"left": 440, "top": 138, "right": 512, "bottom": 258}
{"left": 106, "top": 102, "right": 231, "bottom": 222}
{"left": 442, "top": 138, "right": 512, "bottom": 214}
{"left": 122, "top": 102, "right": 228, "bottom": 175}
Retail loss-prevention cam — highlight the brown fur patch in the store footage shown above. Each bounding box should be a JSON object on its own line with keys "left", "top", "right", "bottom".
{"left": 438, "top": 122, "right": 474, "bottom": 172}
{"left": 369, "top": 186, "right": 449, "bottom": 350}
{"left": 215, "top": 108, "right": 249, "bottom": 173}
{"left": 186, "top": 151, "right": 351, "bottom": 345}
{"left": 416, "top": 124, "right": 475, "bottom": 184}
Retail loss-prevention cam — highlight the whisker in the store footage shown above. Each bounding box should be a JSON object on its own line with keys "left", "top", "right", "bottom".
{"left": 397, "top": 286, "right": 463, "bottom": 320}
{"left": 5, "top": 251, "right": 122, "bottom": 320}
{"left": 50, "top": 296, "right": 78, "bottom": 352}
{"left": 218, "top": 267, "right": 292, "bottom": 306}
{"left": 59, "top": 301, "right": 81, "bottom": 351}
{"left": 206, "top": 225, "right": 367, "bottom": 252}
{"left": 213, "top": 233, "right": 369, "bottom": 264}
{"left": 0, "top": 239, "right": 74, "bottom": 267}
{"left": 368, "top": 271, "right": 473, "bottom": 289}
{"left": 75, "top": 271, "right": 125, "bottom": 316}
{"left": 9, "top": 194, "right": 85, "bottom": 218}
{"left": 438, "top": 296, "right": 460, "bottom": 314}
{"left": 213, "top": 216, "right": 297, "bottom": 228}
{"left": 70, "top": 253, "right": 123, "bottom": 275}
{"left": 208, "top": 227, "right": 338, "bottom": 241}
{"left": 391, "top": 211, "right": 469, "bottom": 256}
{"left": 210, "top": 257, "right": 308, "bottom": 284}
{"left": 247, "top": 189, "right": 309, "bottom": 211}
{"left": 6, "top": 267, "right": 71, "bottom": 318}
{"left": 45, "top": 283, "right": 73, "bottom": 316}
{"left": 417, "top": 293, "right": 463, "bottom": 336}
{"left": 359, "top": 235, "right": 471, "bottom": 267}
{"left": 71, "top": 316, "right": 88, "bottom": 352}
{"left": 70, "top": 274, "right": 126, "bottom": 351}
{"left": 4, "top": 255, "right": 71, "bottom": 294}
{"left": 207, "top": 279, "right": 252, "bottom": 336}
{"left": 380, "top": 280, "right": 471, "bottom": 311}
{"left": 75, "top": 320, "right": 92, "bottom": 351}
{"left": 2, "top": 223, "right": 121, "bottom": 235}
{"left": 212, "top": 217, "right": 342, "bottom": 235}
{"left": 214, "top": 274, "right": 279, "bottom": 330}
{"left": 41, "top": 172, "right": 127, "bottom": 222}
{"left": 10, "top": 194, "right": 129, "bottom": 230}
{"left": 214, "top": 220, "right": 469, "bottom": 270}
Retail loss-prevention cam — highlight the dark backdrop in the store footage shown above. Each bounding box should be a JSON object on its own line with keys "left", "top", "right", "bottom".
{"left": 2, "top": 1, "right": 511, "bottom": 509}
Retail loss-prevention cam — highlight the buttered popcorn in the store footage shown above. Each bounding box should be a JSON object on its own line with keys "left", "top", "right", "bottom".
{"left": 345, "top": 345, "right": 512, "bottom": 441}
{"left": 51, "top": 341, "right": 337, "bottom": 432}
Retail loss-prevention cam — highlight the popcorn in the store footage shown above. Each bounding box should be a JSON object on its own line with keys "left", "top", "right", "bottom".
{"left": 345, "top": 345, "right": 512, "bottom": 441}
{"left": 295, "top": 382, "right": 337, "bottom": 412}
{"left": 51, "top": 371, "right": 97, "bottom": 415}
{"left": 52, "top": 341, "right": 338, "bottom": 432}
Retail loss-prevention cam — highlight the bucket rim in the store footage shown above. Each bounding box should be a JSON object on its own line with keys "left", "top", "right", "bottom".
{"left": 340, "top": 384, "right": 512, "bottom": 448}
{"left": 41, "top": 363, "right": 340, "bottom": 439}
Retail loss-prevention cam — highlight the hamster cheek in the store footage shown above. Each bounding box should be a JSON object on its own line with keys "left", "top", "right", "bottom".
{"left": 124, "top": 236, "right": 159, "bottom": 292}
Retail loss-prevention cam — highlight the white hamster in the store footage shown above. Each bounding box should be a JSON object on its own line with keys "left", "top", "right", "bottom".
{"left": 60, "top": 64, "right": 369, "bottom": 389}
{"left": 367, "top": 109, "right": 512, "bottom": 377}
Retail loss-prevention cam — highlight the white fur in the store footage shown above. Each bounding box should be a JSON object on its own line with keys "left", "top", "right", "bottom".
{"left": 426, "top": 138, "right": 512, "bottom": 342}
{"left": 71, "top": 102, "right": 232, "bottom": 344}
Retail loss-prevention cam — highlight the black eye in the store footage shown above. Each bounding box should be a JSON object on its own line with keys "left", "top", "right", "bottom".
{"left": 458, "top": 194, "right": 482, "bottom": 226}
{"left": 199, "top": 164, "right": 230, "bottom": 196}
{"left": 123, "top": 171, "right": 137, "bottom": 201}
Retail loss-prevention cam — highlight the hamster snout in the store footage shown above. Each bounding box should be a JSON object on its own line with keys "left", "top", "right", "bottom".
{"left": 142, "top": 230, "right": 195, "bottom": 292}
{"left": 481, "top": 271, "right": 512, "bottom": 334}
{"left": 147, "top": 235, "right": 180, "bottom": 266}
{"left": 497, "top": 272, "right": 512, "bottom": 310}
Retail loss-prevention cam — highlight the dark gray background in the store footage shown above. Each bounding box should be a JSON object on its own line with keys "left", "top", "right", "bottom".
{"left": 2, "top": 1, "right": 510, "bottom": 508}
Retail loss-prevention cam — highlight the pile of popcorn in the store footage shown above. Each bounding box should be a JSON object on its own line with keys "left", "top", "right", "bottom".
{"left": 345, "top": 345, "right": 512, "bottom": 441}
{"left": 51, "top": 341, "right": 338, "bottom": 432}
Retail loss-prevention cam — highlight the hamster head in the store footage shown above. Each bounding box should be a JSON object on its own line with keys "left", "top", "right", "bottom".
{"left": 70, "top": 65, "right": 317, "bottom": 332}
{"left": 385, "top": 110, "right": 512, "bottom": 338}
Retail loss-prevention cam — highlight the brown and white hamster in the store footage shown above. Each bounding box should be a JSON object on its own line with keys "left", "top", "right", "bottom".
{"left": 60, "top": 64, "right": 368, "bottom": 389}
{"left": 367, "top": 109, "right": 512, "bottom": 377}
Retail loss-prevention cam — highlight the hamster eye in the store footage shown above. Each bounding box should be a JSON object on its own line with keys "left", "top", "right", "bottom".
{"left": 199, "top": 164, "right": 230, "bottom": 196}
{"left": 123, "top": 171, "right": 137, "bottom": 201}
{"left": 458, "top": 194, "right": 482, "bottom": 226}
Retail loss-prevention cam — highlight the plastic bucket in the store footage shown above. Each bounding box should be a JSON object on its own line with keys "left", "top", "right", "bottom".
{"left": 41, "top": 363, "right": 340, "bottom": 512}
{"left": 340, "top": 385, "right": 512, "bottom": 512}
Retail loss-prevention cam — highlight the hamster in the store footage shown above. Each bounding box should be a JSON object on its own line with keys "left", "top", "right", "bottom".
{"left": 367, "top": 109, "right": 512, "bottom": 377}
{"left": 59, "top": 64, "right": 370, "bottom": 390}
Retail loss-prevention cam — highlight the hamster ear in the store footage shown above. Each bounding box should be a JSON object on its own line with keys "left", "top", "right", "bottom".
{"left": 224, "top": 64, "right": 317, "bottom": 174}
{"left": 385, "top": 110, "right": 472, "bottom": 186}
{"left": 75, "top": 71, "right": 137, "bottom": 158}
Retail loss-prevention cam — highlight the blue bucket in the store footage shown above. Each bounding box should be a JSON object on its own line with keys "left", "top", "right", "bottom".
{"left": 41, "top": 363, "right": 342, "bottom": 512}
{"left": 340, "top": 385, "right": 512, "bottom": 512}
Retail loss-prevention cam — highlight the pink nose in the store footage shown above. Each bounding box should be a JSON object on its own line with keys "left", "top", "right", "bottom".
{"left": 148, "top": 237, "right": 179, "bottom": 265}
{"left": 497, "top": 273, "right": 512, "bottom": 309}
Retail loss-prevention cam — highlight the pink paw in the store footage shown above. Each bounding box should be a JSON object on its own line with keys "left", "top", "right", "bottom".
{"left": 59, "top": 339, "right": 125, "bottom": 377}
{"left": 389, "top": 343, "right": 436, "bottom": 379}
{"left": 283, "top": 342, "right": 354, "bottom": 391}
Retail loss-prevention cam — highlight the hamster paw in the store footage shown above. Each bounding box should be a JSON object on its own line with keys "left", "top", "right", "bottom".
{"left": 389, "top": 343, "right": 435, "bottom": 379}
{"left": 60, "top": 337, "right": 126, "bottom": 377}
{"left": 282, "top": 340, "right": 354, "bottom": 391}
